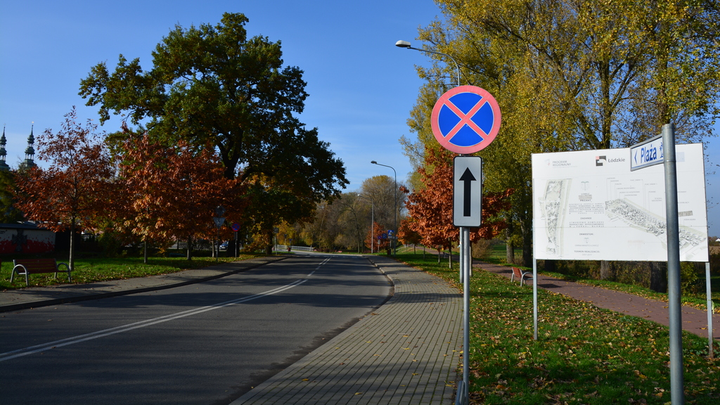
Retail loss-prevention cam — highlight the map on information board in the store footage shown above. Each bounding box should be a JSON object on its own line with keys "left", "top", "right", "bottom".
{"left": 532, "top": 144, "right": 709, "bottom": 262}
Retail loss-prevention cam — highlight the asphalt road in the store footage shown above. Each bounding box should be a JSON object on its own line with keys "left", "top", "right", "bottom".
{"left": 0, "top": 254, "right": 391, "bottom": 405}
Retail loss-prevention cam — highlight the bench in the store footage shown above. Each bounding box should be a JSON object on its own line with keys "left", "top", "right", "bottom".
{"left": 10, "top": 258, "right": 71, "bottom": 286}
{"left": 511, "top": 267, "right": 532, "bottom": 286}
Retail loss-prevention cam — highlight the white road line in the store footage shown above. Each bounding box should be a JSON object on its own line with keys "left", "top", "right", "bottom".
{"left": 1, "top": 276, "right": 315, "bottom": 362}
{"left": 307, "top": 257, "right": 331, "bottom": 277}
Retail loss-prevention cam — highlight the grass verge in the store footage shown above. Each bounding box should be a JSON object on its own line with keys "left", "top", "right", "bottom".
{"left": 0, "top": 254, "right": 264, "bottom": 290}
{"left": 396, "top": 252, "right": 720, "bottom": 405}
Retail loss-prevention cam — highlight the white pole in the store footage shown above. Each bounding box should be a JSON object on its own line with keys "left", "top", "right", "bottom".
{"left": 706, "top": 262, "right": 714, "bottom": 359}
{"left": 533, "top": 259, "right": 538, "bottom": 340}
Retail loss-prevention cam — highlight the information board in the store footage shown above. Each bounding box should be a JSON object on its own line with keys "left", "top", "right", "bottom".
{"left": 532, "top": 144, "right": 709, "bottom": 262}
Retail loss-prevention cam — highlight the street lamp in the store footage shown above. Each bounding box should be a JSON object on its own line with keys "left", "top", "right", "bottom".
{"left": 371, "top": 160, "right": 397, "bottom": 255}
{"left": 395, "top": 40, "right": 461, "bottom": 87}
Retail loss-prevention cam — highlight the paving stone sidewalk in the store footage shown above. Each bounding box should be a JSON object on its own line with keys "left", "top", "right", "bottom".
{"left": 231, "top": 255, "right": 463, "bottom": 405}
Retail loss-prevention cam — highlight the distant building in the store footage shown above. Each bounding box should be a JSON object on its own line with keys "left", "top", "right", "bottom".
{"left": 0, "top": 223, "right": 55, "bottom": 254}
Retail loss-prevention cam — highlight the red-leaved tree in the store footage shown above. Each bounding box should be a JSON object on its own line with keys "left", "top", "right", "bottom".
{"left": 14, "top": 107, "right": 114, "bottom": 271}
{"left": 115, "top": 130, "right": 242, "bottom": 262}
{"left": 404, "top": 147, "right": 513, "bottom": 264}
{"left": 366, "top": 221, "right": 391, "bottom": 255}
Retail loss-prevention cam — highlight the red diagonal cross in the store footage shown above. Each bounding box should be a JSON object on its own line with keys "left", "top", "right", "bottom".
{"left": 443, "top": 97, "right": 488, "bottom": 139}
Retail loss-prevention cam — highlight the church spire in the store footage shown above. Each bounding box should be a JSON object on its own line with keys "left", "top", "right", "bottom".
{"left": 20, "top": 124, "right": 37, "bottom": 170}
{"left": 0, "top": 125, "right": 9, "bottom": 171}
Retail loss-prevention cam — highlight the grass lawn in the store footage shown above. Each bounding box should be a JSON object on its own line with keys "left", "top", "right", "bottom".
{"left": 472, "top": 243, "right": 720, "bottom": 314}
{"left": 0, "top": 253, "right": 264, "bottom": 290}
{"left": 396, "top": 251, "right": 720, "bottom": 404}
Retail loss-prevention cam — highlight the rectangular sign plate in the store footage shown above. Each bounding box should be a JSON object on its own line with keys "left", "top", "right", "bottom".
{"left": 453, "top": 156, "right": 483, "bottom": 227}
{"left": 630, "top": 135, "right": 664, "bottom": 171}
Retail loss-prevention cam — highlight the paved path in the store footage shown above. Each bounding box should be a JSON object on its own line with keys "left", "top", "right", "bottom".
{"left": 231, "top": 255, "right": 463, "bottom": 405}
{"left": 475, "top": 261, "right": 720, "bottom": 341}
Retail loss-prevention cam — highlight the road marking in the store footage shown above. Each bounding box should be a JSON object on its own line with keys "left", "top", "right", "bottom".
{"left": 307, "top": 257, "right": 331, "bottom": 277}
{"left": 0, "top": 258, "right": 332, "bottom": 362}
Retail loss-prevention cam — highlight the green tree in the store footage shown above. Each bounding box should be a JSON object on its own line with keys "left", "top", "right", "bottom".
{"left": 0, "top": 170, "right": 23, "bottom": 223}
{"left": 404, "top": 0, "right": 720, "bottom": 269}
{"left": 79, "top": 12, "right": 347, "bottom": 247}
{"left": 359, "top": 175, "right": 406, "bottom": 234}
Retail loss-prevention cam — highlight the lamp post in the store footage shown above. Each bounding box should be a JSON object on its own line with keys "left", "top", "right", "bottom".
{"left": 371, "top": 160, "right": 397, "bottom": 256}
{"left": 395, "top": 40, "right": 460, "bottom": 87}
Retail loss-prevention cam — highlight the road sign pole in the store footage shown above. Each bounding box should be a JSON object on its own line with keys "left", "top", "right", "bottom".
{"left": 461, "top": 226, "right": 470, "bottom": 399}
{"left": 430, "top": 85, "right": 500, "bottom": 405}
{"left": 707, "top": 262, "right": 714, "bottom": 359}
{"left": 663, "top": 124, "right": 684, "bottom": 405}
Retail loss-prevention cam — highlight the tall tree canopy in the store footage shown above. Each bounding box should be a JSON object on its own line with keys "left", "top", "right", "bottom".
{"left": 403, "top": 0, "right": 720, "bottom": 266}
{"left": 79, "top": 12, "right": 347, "bottom": 241}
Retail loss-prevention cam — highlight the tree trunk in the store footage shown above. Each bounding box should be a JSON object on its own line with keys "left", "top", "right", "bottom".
{"left": 649, "top": 262, "right": 667, "bottom": 292}
{"left": 505, "top": 215, "right": 515, "bottom": 264}
{"left": 600, "top": 261, "right": 616, "bottom": 280}
{"left": 186, "top": 236, "right": 193, "bottom": 261}
{"left": 264, "top": 229, "right": 273, "bottom": 256}
{"left": 143, "top": 240, "right": 148, "bottom": 264}
{"left": 506, "top": 238, "right": 515, "bottom": 265}
{"left": 68, "top": 219, "right": 76, "bottom": 272}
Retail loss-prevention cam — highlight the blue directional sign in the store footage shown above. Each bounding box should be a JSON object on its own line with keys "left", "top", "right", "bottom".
{"left": 630, "top": 135, "right": 664, "bottom": 171}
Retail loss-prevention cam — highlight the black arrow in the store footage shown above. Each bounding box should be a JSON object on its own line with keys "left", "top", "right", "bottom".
{"left": 459, "top": 168, "right": 476, "bottom": 216}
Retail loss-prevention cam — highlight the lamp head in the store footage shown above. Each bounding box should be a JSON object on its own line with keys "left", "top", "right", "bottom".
{"left": 395, "top": 40, "right": 411, "bottom": 48}
{"left": 371, "top": 160, "right": 377, "bottom": 164}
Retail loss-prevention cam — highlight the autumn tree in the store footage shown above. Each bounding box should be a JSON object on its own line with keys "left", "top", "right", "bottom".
{"left": 359, "top": 175, "right": 405, "bottom": 234}
{"left": 398, "top": 216, "right": 423, "bottom": 254}
{"left": 403, "top": 0, "right": 720, "bottom": 270}
{"left": 14, "top": 107, "right": 114, "bottom": 271}
{"left": 366, "top": 222, "right": 391, "bottom": 255}
{"left": 79, "top": 12, "right": 347, "bottom": 249}
{"left": 113, "top": 129, "right": 238, "bottom": 262}
{"left": 332, "top": 192, "right": 370, "bottom": 253}
{"left": 404, "top": 147, "right": 512, "bottom": 265}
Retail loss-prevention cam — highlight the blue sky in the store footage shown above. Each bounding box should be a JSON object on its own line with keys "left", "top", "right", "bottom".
{"left": 1, "top": 0, "right": 719, "bottom": 237}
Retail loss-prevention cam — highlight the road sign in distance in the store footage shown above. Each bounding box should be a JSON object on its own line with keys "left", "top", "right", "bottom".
{"left": 431, "top": 85, "right": 501, "bottom": 154}
{"left": 453, "top": 156, "right": 483, "bottom": 227}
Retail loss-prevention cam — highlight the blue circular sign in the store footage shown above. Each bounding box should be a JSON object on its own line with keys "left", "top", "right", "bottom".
{"left": 431, "top": 85, "right": 501, "bottom": 154}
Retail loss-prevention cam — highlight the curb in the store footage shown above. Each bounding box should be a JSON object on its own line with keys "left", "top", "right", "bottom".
{"left": 0, "top": 256, "right": 288, "bottom": 313}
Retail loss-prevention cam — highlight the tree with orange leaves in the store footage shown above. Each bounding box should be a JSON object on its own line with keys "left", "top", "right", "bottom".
{"left": 14, "top": 107, "right": 114, "bottom": 271}
{"left": 403, "top": 146, "right": 512, "bottom": 264}
{"left": 115, "top": 130, "right": 240, "bottom": 262}
{"left": 366, "top": 221, "right": 392, "bottom": 255}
